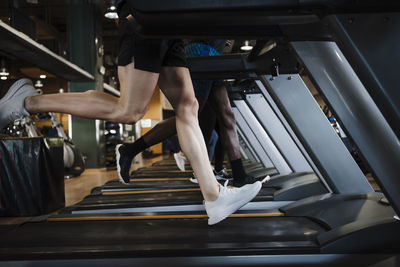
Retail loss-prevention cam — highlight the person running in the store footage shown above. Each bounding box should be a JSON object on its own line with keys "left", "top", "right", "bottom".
{"left": 117, "top": 39, "right": 257, "bottom": 187}
{"left": 0, "top": 0, "right": 262, "bottom": 225}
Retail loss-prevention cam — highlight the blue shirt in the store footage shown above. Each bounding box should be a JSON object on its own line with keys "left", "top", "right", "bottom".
{"left": 185, "top": 40, "right": 226, "bottom": 57}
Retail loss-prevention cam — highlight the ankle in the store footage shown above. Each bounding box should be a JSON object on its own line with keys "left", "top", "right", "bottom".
{"left": 204, "top": 183, "right": 220, "bottom": 202}
{"left": 24, "top": 95, "right": 36, "bottom": 113}
{"left": 121, "top": 137, "right": 147, "bottom": 157}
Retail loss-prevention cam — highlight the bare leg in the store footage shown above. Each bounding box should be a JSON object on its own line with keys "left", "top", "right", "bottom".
{"left": 158, "top": 67, "right": 219, "bottom": 201}
{"left": 24, "top": 63, "right": 158, "bottom": 124}
{"left": 142, "top": 96, "right": 208, "bottom": 146}
{"left": 208, "top": 85, "right": 241, "bottom": 160}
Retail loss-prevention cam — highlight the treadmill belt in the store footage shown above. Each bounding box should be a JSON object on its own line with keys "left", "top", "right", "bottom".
{"left": 102, "top": 187, "right": 202, "bottom": 196}
{"left": 95, "top": 180, "right": 198, "bottom": 193}
{"left": 48, "top": 209, "right": 285, "bottom": 221}
{"left": 130, "top": 172, "right": 194, "bottom": 178}
{"left": 0, "top": 217, "right": 324, "bottom": 259}
{"left": 130, "top": 167, "right": 276, "bottom": 179}
{"left": 61, "top": 187, "right": 276, "bottom": 213}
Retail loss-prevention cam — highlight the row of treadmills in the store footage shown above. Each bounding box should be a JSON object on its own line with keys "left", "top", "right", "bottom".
{"left": 2, "top": 1, "right": 400, "bottom": 266}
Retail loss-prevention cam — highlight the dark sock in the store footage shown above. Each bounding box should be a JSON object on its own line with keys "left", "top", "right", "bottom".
{"left": 120, "top": 137, "right": 147, "bottom": 158}
{"left": 230, "top": 158, "right": 247, "bottom": 181}
{"left": 214, "top": 138, "right": 224, "bottom": 172}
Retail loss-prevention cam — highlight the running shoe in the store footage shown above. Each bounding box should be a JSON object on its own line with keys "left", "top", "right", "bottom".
{"left": 204, "top": 180, "right": 262, "bottom": 225}
{"left": 0, "top": 78, "right": 38, "bottom": 130}
{"left": 173, "top": 152, "right": 186, "bottom": 171}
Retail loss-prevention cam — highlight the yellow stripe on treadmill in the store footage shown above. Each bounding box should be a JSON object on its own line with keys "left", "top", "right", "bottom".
{"left": 129, "top": 178, "right": 190, "bottom": 182}
{"left": 47, "top": 213, "right": 285, "bottom": 222}
{"left": 103, "top": 188, "right": 201, "bottom": 195}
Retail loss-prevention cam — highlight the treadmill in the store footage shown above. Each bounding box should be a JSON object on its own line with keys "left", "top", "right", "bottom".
{"left": 1, "top": 1, "right": 400, "bottom": 266}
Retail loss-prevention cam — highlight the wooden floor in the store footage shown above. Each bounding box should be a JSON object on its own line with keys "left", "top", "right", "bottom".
{"left": 65, "top": 154, "right": 164, "bottom": 206}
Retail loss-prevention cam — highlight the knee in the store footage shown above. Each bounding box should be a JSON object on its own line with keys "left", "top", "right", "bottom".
{"left": 119, "top": 113, "right": 142, "bottom": 124}
{"left": 176, "top": 95, "right": 199, "bottom": 118}
{"left": 121, "top": 110, "right": 145, "bottom": 124}
{"left": 113, "top": 107, "right": 146, "bottom": 124}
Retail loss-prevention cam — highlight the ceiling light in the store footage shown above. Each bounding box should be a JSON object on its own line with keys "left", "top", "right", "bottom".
{"left": 105, "top": 0, "right": 118, "bottom": 19}
{"left": 34, "top": 80, "right": 43, "bottom": 88}
{"left": 0, "top": 59, "right": 9, "bottom": 76}
{"left": 241, "top": 40, "right": 253, "bottom": 51}
{"left": 40, "top": 74, "right": 47, "bottom": 79}
{"left": 105, "top": 10, "right": 118, "bottom": 19}
{"left": 0, "top": 68, "right": 9, "bottom": 76}
{"left": 0, "top": 76, "right": 7, "bottom": 80}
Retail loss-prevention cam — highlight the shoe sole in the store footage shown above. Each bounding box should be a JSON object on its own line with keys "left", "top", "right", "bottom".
{"left": 208, "top": 181, "right": 262, "bottom": 225}
{"left": 115, "top": 144, "right": 129, "bottom": 185}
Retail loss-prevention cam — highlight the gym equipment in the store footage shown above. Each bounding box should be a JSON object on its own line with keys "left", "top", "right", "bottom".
{"left": 37, "top": 112, "right": 85, "bottom": 178}
{"left": 2, "top": 1, "right": 400, "bottom": 266}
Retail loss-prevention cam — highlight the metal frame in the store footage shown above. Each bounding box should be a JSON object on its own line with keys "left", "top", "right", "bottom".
{"left": 4, "top": 254, "right": 399, "bottom": 267}
{"left": 259, "top": 74, "right": 373, "bottom": 194}
{"left": 0, "top": 20, "right": 94, "bottom": 81}
{"left": 236, "top": 127, "right": 258, "bottom": 162}
{"left": 255, "top": 81, "right": 324, "bottom": 180}
{"left": 325, "top": 13, "right": 400, "bottom": 139}
{"left": 234, "top": 99, "right": 291, "bottom": 175}
{"left": 232, "top": 107, "right": 274, "bottom": 169}
{"left": 292, "top": 40, "right": 400, "bottom": 215}
{"left": 245, "top": 93, "right": 313, "bottom": 173}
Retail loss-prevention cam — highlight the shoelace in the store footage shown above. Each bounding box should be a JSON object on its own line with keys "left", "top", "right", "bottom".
{"left": 222, "top": 179, "right": 236, "bottom": 191}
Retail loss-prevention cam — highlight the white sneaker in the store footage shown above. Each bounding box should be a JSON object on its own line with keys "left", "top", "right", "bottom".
{"left": 204, "top": 180, "right": 262, "bottom": 225}
{"left": 174, "top": 152, "right": 186, "bottom": 171}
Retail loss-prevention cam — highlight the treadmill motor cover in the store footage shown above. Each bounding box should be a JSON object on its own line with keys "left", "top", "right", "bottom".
{"left": 0, "top": 137, "right": 65, "bottom": 216}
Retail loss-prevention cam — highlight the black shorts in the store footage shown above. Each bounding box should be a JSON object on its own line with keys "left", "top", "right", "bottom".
{"left": 117, "top": 3, "right": 187, "bottom": 73}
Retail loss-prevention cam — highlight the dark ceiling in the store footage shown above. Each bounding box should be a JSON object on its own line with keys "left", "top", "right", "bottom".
{"left": 0, "top": 0, "right": 253, "bottom": 94}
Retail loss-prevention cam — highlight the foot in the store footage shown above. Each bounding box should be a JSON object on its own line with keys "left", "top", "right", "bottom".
{"left": 116, "top": 144, "right": 134, "bottom": 184}
{"left": 204, "top": 180, "right": 262, "bottom": 225}
{"left": 0, "top": 78, "right": 38, "bottom": 130}
{"left": 173, "top": 152, "right": 186, "bottom": 171}
{"left": 233, "top": 175, "right": 270, "bottom": 187}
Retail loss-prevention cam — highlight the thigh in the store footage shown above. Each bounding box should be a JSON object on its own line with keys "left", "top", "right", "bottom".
{"left": 118, "top": 63, "right": 159, "bottom": 113}
{"left": 208, "top": 83, "right": 232, "bottom": 113}
{"left": 193, "top": 80, "right": 213, "bottom": 103}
